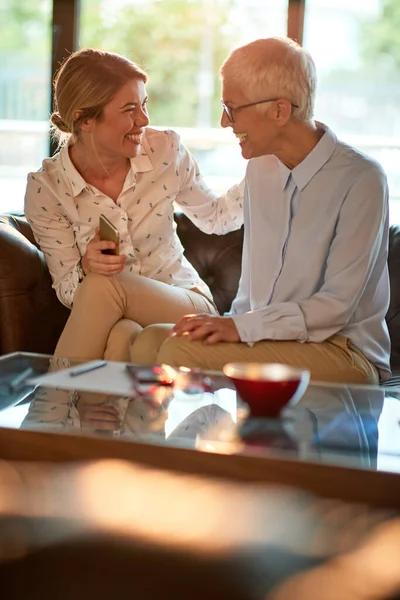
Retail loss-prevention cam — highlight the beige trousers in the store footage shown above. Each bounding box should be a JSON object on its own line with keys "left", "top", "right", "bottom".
{"left": 130, "top": 324, "right": 379, "bottom": 385}
{"left": 54, "top": 273, "right": 217, "bottom": 361}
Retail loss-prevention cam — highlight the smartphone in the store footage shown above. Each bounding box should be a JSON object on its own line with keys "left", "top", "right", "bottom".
{"left": 126, "top": 364, "right": 174, "bottom": 386}
{"left": 99, "top": 214, "right": 120, "bottom": 255}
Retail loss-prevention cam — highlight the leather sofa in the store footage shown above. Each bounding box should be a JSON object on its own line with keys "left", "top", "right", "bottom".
{"left": 1, "top": 213, "right": 400, "bottom": 375}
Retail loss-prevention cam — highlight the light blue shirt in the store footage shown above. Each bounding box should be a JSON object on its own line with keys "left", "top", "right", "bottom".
{"left": 229, "top": 124, "right": 391, "bottom": 381}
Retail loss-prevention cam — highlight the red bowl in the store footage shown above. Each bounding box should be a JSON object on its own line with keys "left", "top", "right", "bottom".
{"left": 223, "top": 363, "right": 310, "bottom": 418}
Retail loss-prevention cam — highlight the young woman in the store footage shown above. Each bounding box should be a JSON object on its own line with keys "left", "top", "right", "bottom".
{"left": 24, "top": 48, "right": 243, "bottom": 361}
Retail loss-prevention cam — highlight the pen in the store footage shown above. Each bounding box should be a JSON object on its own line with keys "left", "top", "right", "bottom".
{"left": 8, "top": 366, "right": 34, "bottom": 392}
{"left": 69, "top": 360, "right": 107, "bottom": 377}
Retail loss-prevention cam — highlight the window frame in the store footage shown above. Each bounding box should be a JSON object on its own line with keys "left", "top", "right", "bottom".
{"left": 50, "top": 0, "right": 81, "bottom": 156}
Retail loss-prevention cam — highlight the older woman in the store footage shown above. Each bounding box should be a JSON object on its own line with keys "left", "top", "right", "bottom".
{"left": 24, "top": 48, "right": 243, "bottom": 361}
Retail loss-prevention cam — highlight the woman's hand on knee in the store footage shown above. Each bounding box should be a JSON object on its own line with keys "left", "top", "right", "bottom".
{"left": 172, "top": 314, "right": 240, "bottom": 344}
{"left": 82, "top": 228, "right": 126, "bottom": 276}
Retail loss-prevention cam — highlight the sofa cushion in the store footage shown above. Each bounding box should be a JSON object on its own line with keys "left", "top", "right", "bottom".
{"left": 174, "top": 213, "right": 243, "bottom": 315}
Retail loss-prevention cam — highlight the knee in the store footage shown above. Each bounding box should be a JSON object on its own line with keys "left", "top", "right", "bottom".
{"left": 157, "top": 336, "right": 198, "bottom": 368}
{"left": 75, "top": 272, "right": 111, "bottom": 303}
{"left": 130, "top": 324, "right": 173, "bottom": 365}
{"left": 105, "top": 319, "right": 143, "bottom": 362}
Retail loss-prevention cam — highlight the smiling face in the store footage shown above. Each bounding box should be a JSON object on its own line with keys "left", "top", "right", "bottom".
{"left": 220, "top": 77, "right": 282, "bottom": 160}
{"left": 88, "top": 79, "right": 150, "bottom": 161}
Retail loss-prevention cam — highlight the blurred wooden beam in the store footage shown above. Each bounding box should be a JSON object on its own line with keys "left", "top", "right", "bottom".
{"left": 1, "top": 426, "right": 400, "bottom": 510}
{"left": 287, "top": 0, "right": 306, "bottom": 45}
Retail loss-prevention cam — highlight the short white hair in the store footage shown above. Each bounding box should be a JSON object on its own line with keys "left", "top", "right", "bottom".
{"left": 220, "top": 37, "right": 317, "bottom": 122}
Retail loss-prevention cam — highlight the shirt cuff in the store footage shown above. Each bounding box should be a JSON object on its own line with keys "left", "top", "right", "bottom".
{"left": 76, "top": 258, "right": 85, "bottom": 283}
{"left": 231, "top": 311, "right": 266, "bottom": 343}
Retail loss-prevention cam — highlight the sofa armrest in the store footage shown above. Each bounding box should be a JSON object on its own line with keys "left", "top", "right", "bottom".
{"left": 0, "top": 215, "right": 69, "bottom": 355}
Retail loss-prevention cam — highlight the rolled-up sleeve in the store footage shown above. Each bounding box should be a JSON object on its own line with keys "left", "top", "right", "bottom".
{"left": 24, "top": 175, "right": 83, "bottom": 308}
{"left": 174, "top": 134, "right": 244, "bottom": 235}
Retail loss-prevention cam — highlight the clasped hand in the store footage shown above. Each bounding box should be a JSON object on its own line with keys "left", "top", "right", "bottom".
{"left": 81, "top": 228, "right": 126, "bottom": 276}
{"left": 172, "top": 314, "right": 240, "bottom": 344}
{"left": 78, "top": 404, "right": 121, "bottom": 432}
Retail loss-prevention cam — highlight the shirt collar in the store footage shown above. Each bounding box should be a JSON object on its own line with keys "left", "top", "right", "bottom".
{"left": 292, "top": 123, "right": 337, "bottom": 191}
{"left": 59, "top": 134, "right": 155, "bottom": 198}
{"left": 130, "top": 134, "right": 154, "bottom": 174}
{"left": 278, "top": 161, "right": 292, "bottom": 190}
{"left": 278, "top": 123, "right": 337, "bottom": 192}
{"left": 59, "top": 143, "right": 89, "bottom": 197}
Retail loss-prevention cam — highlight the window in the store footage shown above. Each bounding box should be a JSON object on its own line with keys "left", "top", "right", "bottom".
{"left": 303, "top": 0, "right": 400, "bottom": 223}
{"left": 4, "top": 0, "right": 398, "bottom": 219}
{"left": 0, "top": 0, "right": 52, "bottom": 212}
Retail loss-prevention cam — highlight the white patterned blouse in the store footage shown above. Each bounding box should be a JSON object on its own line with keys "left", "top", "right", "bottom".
{"left": 24, "top": 127, "right": 244, "bottom": 308}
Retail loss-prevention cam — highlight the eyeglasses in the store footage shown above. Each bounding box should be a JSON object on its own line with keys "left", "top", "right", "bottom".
{"left": 221, "top": 98, "right": 299, "bottom": 123}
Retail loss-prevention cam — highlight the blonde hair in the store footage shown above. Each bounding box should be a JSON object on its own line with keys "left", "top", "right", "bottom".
{"left": 51, "top": 48, "right": 148, "bottom": 147}
{"left": 220, "top": 37, "right": 317, "bottom": 121}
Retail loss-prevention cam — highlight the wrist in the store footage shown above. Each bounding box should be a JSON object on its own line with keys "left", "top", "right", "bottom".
{"left": 81, "top": 255, "right": 89, "bottom": 275}
{"left": 77, "top": 257, "right": 87, "bottom": 282}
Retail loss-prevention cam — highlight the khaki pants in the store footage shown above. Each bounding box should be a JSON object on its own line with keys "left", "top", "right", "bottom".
{"left": 130, "top": 324, "right": 379, "bottom": 385}
{"left": 54, "top": 273, "right": 217, "bottom": 361}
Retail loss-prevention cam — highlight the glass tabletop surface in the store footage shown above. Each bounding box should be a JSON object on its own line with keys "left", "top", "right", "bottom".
{"left": 1, "top": 352, "right": 400, "bottom": 475}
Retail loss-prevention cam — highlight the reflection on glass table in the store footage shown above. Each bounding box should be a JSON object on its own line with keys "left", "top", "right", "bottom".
{"left": 0, "top": 352, "right": 400, "bottom": 477}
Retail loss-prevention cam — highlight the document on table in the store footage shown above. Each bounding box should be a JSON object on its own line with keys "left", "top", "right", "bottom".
{"left": 29, "top": 360, "right": 136, "bottom": 397}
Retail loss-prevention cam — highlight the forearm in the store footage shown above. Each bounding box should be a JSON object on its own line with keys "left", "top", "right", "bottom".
{"left": 53, "top": 260, "right": 85, "bottom": 308}
{"left": 25, "top": 189, "right": 85, "bottom": 307}
{"left": 178, "top": 179, "right": 244, "bottom": 235}
{"left": 231, "top": 303, "right": 307, "bottom": 343}
{"left": 176, "top": 137, "right": 244, "bottom": 234}
{"left": 231, "top": 293, "right": 364, "bottom": 345}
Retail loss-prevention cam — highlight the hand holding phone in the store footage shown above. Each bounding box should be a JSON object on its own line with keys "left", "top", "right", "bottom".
{"left": 99, "top": 214, "right": 120, "bottom": 255}
{"left": 81, "top": 216, "right": 126, "bottom": 276}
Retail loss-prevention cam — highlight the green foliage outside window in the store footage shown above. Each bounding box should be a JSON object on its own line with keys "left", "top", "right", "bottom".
{"left": 361, "top": 0, "right": 400, "bottom": 69}
{"left": 2, "top": 0, "right": 400, "bottom": 126}
{"left": 79, "top": 0, "right": 239, "bottom": 127}
{"left": 0, "top": 0, "right": 50, "bottom": 120}
{"left": 0, "top": 0, "right": 50, "bottom": 55}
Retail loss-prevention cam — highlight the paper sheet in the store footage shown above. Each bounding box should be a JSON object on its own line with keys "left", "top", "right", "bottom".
{"left": 29, "top": 360, "right": 137, "bottom": 397}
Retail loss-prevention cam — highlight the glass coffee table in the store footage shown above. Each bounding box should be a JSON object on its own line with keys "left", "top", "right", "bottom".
{"left": 1, "top": 351, "right": 400, "bottom": 508}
